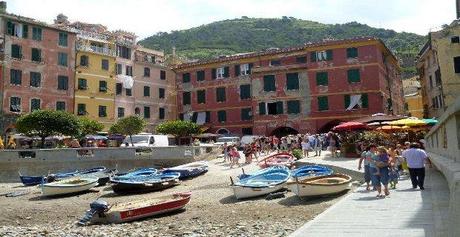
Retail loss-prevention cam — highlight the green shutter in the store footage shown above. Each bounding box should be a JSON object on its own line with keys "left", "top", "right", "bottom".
{"left": 318, "top": 96, "right": 329, "bottom": 111}
{"left": 183, "top": 92, "right": 191, "bottom": 105}
{"left": 235, "top": 65, "right": 241, "bottom": 76}
{"left": 276, "top": 101, "right": 284, "bottom": 114}
{"left": 240, "top": 84, "right": 251, "bottom": 99}
{"left": 316, "top": 72, "right": 328, "bottom": 86}
{"left": 310, "top": 52, "right": 317, "bottom": 62}
{"left": 197, "top": 70, "right": 205, "bottom": 81}
{"left": 286, "top": 73, "right": 299, "bottom": 90}
{"left": 326, "top": 50, "right": 333, "bottom": 60}
{"left": 212, "top": 68, "right": 217, "bottom": 79}
{"left": 143, "top": 86, "right": 150, "bottom": 96}
{"left": 287, "top": 100, "right": 300, "bottom": 114}
{"left": 259, "top": 102, "right": 266, "bottom": 115}
{"left": 347, "top": 48, "right": 358, "bottom": 58}
{"left": 347, "top": 69, "right": 360, "bottom": 83}
{"left": 263, "top": 75, "right": 276, "bottom": 92}
{"left": 344, "top": 95, "right": 351, "bottom": 109}
{"left": 361, "top": 94, "right": 368, "bottom": 108}
{"left": 197, "top": 90, "right": 206, "bottom": 104}
{"left": 241, "top": 108, "right": 252, "bottom": 121}
{"left": 248, "top": 63, "right": 253, "bottom": 74}
{"left": 183, "top": 73, "right": 190, "bottom": 83}
{"left": 223, "top": 67, "right": 230, "bottom": 78}
{"left": 218, "top": 110, "right": 226, "bottom": 122}
{"left": 217, "top": 87, "right": 226, "bottom": 102}
{"left": 6, "top": 21, "right": 13, "bottom": 35}
{"left": 22, "top": 25, "right": 28, "bottom": 38}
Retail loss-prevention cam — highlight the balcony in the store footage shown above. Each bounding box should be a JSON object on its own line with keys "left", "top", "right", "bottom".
{"left": 77, "top": 43, "right": 116, "bottom": 57}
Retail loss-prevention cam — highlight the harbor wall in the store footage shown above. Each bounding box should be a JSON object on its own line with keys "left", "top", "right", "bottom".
{"left": 0, "top": 146, "right": 216, "bottom": 182}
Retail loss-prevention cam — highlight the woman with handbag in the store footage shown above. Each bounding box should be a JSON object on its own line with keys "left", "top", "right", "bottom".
{"left": 370, "top": 146, "right": 390, "bottom": 198}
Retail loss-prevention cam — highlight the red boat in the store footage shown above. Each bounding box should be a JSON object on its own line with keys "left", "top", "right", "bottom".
{"left": 258, "top": 152, "right": 295, "bottom": 169}
{"left": 79, "top": 192, "right": 192, "bottom": 225}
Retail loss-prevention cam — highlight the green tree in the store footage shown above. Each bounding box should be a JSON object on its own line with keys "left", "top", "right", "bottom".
{"left": 156, "top": 120, "right": 201, "bottom": 144}
{"left": 78, "top": 117, "right": 104, "bottom": 138}
{"left": 109, "top": 116, "right": 146, "bottom": 146}
{"left": 15, "top": 110, "right": 80, "bottom": 148}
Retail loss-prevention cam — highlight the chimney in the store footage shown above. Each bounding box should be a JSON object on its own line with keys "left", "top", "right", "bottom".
{"left": 0, "top": 1, "right": 7, "bottom": 14}
{"left": 457, "top": 0, "right": 460, "bottom": 19}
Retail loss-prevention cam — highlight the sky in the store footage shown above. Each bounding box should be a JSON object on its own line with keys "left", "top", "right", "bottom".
{"left": 6, "top": 0, "right": 456, "bottom": 39}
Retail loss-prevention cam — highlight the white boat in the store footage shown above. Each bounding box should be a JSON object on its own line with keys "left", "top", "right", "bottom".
{"left": 231, "top": 166, "right": 290, "bottom": 199}
{"left": 287, "top": 174, "right": 352, "bottom": 198}
{"left": 41, "top": 177, "right": 99, "bottom": 197}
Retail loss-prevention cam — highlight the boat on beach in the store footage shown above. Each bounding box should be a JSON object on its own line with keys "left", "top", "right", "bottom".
{"left": 162, "top": 161, "right": 208, "bottom": 180}
{"left": 231, "top": 166, "right": 291, "bottom": 199}
{"left": 111, "top": 172, "right": 181, "bottom": 194}
{"left": 19, "top": 167, "right": 113, "bottom": 186}
{"left": 78, "top": 192, "right": 192, "bottom": 225}
{"left": 111, "top": 168, "right": 157, "bottom": 182}
{"left": 287, "top": 173, "right": 352, "bottom": 198}
{"left": 19, "top": 173, "right": 46, "bottom": 186}
{"left": 41, "top": 177, "right": 99, "bottom": 197}
{"left": 290, "top": 165, "right": 333, "bottom": 180}
{"left": 79, "top": 167, "right": 115, "bottom": 186}
{"left": 258, "top": 152, "right": 295, "bottom": 169}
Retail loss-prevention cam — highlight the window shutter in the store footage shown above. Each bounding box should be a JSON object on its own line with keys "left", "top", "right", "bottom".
{"left": 248, "top": 63, "right": 254, "bottom": 74}
{"left": 316, "top": 72, "right": 328, "bottom": 86}
{"left": 206, "top": 111, "right": 211, "bottom": 123}
{"left": 344, "top": 95, "right": 351, "bottom": 109}
{"left": 318, "top": 97, "right": 329, "bottom": 111}
{"left": 192, "top": 112, "right": 198, "bottom": 123}
{"left": 286, "top": 73, "right": 299, "bottom": 90}
{"left": 287, "top": 100, "right": 300, "bottom": 114}
{"left": 310, "top": 52, "right": 317, "bottom": 62}
{"left": 276, "top": 101, "right": 284, "bottom": 114}
{"left": 361, "top": 94, "right": 368, "bottom": 108}
{"left": 212, "top": 68, "right": 217, "bottom": 79}
{"left": 22, "top": 25, "right": 28, "bottom": 38}
{"left": 263, "top": 75, "right": 276, "bottom": 92}
{"left": 259, "top": 102, "right": 266, "bottom": 115}
{"left": 235, "top": 65, "right": 241, "bottom": 76}
{"left": 223, "top": 66, "right": 229, "bottom": 78}
{"left": 6, "top": 21, "right": 13, "bottom": 35}
{"left": 326, "top": 50, "right": 333, "bottom": 60}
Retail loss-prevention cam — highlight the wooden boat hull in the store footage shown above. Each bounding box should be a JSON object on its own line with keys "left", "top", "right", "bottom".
{"left": 163, "top": 162, "right": 208, "bottom": 180}
{"left": 258, "top": 152, "right": 295, "bottom": 169}
{"left": 232, "top": 166, "right": 290, "bottom": 199}
{"left": 232, "top": 183, "right": 286, "bottom": 199}
{"left": 287, "top": 174, "right": 352, "bottom": 197}
{"left": 41, "top": 177, "right": 99, "bottom": 197}
{"left": 90, "top": 193, "right": 192, "bottom": 224}
{"left": 290, "top": 165, "right": 333, "bottom": 181}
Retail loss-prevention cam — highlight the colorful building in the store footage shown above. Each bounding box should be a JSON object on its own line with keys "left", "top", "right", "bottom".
{"left": 134, "top": 47, "right": 176, "bottom": 132}
{"left": 403, "top": 77, "right": 424, "bottom": 118}
{"left": 174, "top": 37, "right": 403, "bottom": 136}
{"left": 57, "top": 16, "right": 117, "bottom": 129}
{"left": 0, "top": 5, "right": 76, "bottom": 133}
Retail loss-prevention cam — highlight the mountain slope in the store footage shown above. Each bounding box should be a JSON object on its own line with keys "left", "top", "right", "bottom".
{"left": 140, "top": 17, "right": 426, "bottom": 78}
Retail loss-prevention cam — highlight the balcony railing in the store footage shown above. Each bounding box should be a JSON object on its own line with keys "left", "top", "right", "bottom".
{"left": 77, "top": 43, "right": 116, "bottom": 57}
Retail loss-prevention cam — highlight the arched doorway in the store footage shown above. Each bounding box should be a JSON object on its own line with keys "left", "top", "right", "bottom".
{"left": 270, "top": 127, "right": 298, "bottom": 138}
{"left": 216, "top": 128, "right": 230, "bottom": 135}
{"left": 318, "top": 120, "right": 342, "bottom": 133}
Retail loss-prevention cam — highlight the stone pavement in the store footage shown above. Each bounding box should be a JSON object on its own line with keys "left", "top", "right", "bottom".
{"left": 290, "top": 153, "right": 450, "bottom": 237}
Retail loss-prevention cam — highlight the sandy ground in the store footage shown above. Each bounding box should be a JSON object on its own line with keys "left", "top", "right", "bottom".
{"left": 0, "top": 152, "right": 357, "bottom": 237}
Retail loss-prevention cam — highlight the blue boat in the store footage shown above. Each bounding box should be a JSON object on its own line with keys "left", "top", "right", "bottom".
{"left": 111, "top": 168, "right": 157, "bottom": 182}
{"left": 231, "top": 166, "right": 291, "bottom": 199}
{"left": 79, "top": 166, "right": 107, "bottom": 175}
{"left": 18, "top": 173, "right": 45, "bottom": 186}
{"left": 162, "top": 161, "right": 208, "bottom": 180}
{"left": 290, "top": 165, "right": 333, "bottom": 180}
{"left": 111, "top": 171, "right": 180, "bottom": 194}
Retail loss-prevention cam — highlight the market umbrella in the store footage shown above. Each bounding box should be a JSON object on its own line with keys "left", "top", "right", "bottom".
{"left": 333, "top": 122, "right": 369, "bottom": 131}
{"left": 352, "top": 114, "right": 406, "bottom": 124}
{"left": 376, "top": 125, "right": 403, "bottom": 131}
{"left": 422, "top": 118, "right": 438, "bottom": 126}
{"left": 389, "top": 117, "right": 427, "bottom": 127}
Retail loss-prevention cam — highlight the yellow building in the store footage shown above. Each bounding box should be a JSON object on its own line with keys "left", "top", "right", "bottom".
{"left": 403, "top": 77, "right": 424, "bottom": 118}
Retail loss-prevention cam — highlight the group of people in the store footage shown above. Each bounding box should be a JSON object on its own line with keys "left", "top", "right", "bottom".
{"left": 358, "top": 141, "right": 431, "bottom": 198}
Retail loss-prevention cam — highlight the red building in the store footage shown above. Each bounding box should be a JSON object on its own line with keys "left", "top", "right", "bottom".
{"left": 174, "top": 37, "right": 403, "bottom": 136}
{"left": 0, "top": 5, "right": 76, "bottom": 133}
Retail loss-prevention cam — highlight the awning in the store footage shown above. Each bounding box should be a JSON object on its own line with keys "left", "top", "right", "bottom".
{"left": 116, "top": 75, "right": 134, "bottom": 89}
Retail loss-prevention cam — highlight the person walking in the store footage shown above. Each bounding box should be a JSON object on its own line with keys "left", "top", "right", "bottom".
{"left": 358, "top": 145, "right": 372, "bottom": 191}
{"left": 402, "top": 143, "right": 431, "bottom": 190}
{"left": 313, "top": 135, "right": 322, "bottom": 156}
{"left": 301, "top": 138, "right": 311, "bottom": 158}
{"left": 371, "top": 146, "right": 390, "bottom": 197}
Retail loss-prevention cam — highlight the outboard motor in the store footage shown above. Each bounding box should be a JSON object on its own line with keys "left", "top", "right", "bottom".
{"left": 78, "top": 199, "right": 109, "bottom": 226}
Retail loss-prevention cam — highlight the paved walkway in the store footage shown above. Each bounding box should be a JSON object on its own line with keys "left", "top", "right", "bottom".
{"left": 290, "top": 153, "right": 450, "bottom": 237}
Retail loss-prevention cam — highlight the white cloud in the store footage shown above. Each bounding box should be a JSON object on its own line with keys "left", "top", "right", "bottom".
{"left": 5, "top": 0, "right": 457, "bottom": 39}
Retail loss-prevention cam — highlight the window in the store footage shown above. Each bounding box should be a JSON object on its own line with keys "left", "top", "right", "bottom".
{"left": 144, "top": 86, "right": 150, "bottom": 97}
{"left": 144, "top": 67, "right": 150, "bottom": 77}
{"left": 125, "top": 66, "right": 133, "bottom": 76}
{"left": 311, "top": 50, "right": 333, "bottom": 62}
{"left": 159, "top": 107, "right": 165, "bottom": 120}
{"left": 125, "top": 88, "right": 132, "bottom": 96}
{"left": 316, "top": 72, "right": 328, "bottom": 86}
{"left": 240, "top": 84, "right": 251, "bottom": 100}
{"left": 267, "top": 102, "right": 283, "bottom": 115}
{"left": 116, "top": 45, "right": 131, "bottom": 59}
{"left": 286, "top": 73, "right": 299, "bottom": 90}
{"left": 11, "top": 44, "right": 22, "bottom": 59}
{"left": 32, "top": 27, "right": 42, "bottom": 41}
{"left": 30, "top": 98, "right": 40, "bottom": 111}
{"left": 259, "top": 102, "right": 266, "bottom": 115}
{"left": 31, "top": 48, "right": 41, "bottom": 62}
{"left": 454, "top": 56, "right": 460, "bottom": 73}
{"left": 57, "top": 76, "right": 68, "bottom": 90}
{"left": 10, "top": 97, "right": 21, "bottom": 112}
{"left": 318, "top": 96, "right": 329, "bottom": 111}
{"left": 57, "top": 52, "right": 67, "bottom": 66}
{"left": 58, "top": 32, "right": 68, "bottom": 47}
{"left": 98, "top": 106, "right": 107, "bottom": 117}
{"left": 216, "top": 87, "right": 226, "bottom": 102}
{"left": 296, "top": 56, "right": 307, "bottom": 63}
{"left": 78, "top": 78, "right": 87, "bottom": 90}
{"left": 197, "top": 70, "right": 205, "bottom": 81}
{"left": 197, "top": 90, "right": 206, "bottom": 104}
{"left": 159, "top": 88, "right": 165, "bottom": 99}
{"left": 56, "top": 101, "right": 66, "bottom": 111}
{"left": 80, "top": 55, "right": 89, "bottom": 67}
{"left": 10, "top": 69, "right": 22, "bottom": 85}
{"left": 241, "top": 108, "right": 252, "bottom": 121}
{"left": 347, "top": 69, "right": 361, "bottom": 83}
{"left": 143, "top": 106, "right": 150, "bottom": 119}
{"left": 346, "top": 47, "right": 358, "bottom": 58}
{"left": 217, "top": 110, "right": 226, "bottom": 122}
{"left": 344, "top": 94, "right": 368, "bottom": 109}
{"left": 160, "top": 70, "right": 166, "bottom": 80}
{"left": 117, "top": 107, "right": 125, "bottom": 118}
{"left": 451, "top": 36, "right": 460, "bottom": 43}
{"left": 116, "top": 64, "right": 122, "bottom": 74}
{"left": 213, "top": 67, "right": 229, "bottom": 79}
{"left": 183, "top": 73, "right": 191, "bottom": 83}
{"left": 183, "top": 92, "right": 191, "bottom": 105}
{"left": 236, "top": 64, "right": 251, "bottom": 76}
{"left": 242, "top": 127, "right": 253, "bottom": 135}
{"left": 30, "top": 72, "right": 41, "bottom": 87}
{"left": 101, "top": 59, "right": 109, "bottom": 71}
{"left": 135, "top": 107, "right": 140, "bottom": 115}
{"left": 116, "top": 83, "right": 122, "bottom": 95}
{"left": 99, "top": 81, "right": 107, "bottom": 92}
{"left": 77, "top": 104, "right": 86, "bottom": 115}
{"left": 22, "top": 25, "right": 28, "bottom": 38}
{"left": 263, "top": 75, "right": 276, "bottom": 92}
{"left": 270, "top": 60, "right": 281, "bottom": 66}
{"left": 287, "top": 100, "right": 300, "bottom": 114}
